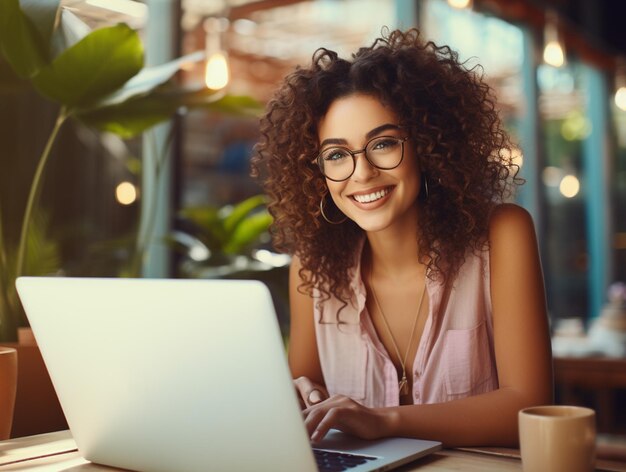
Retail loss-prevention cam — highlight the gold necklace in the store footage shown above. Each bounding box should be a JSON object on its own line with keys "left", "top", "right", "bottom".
{"left": 369, "top": 269, "right": 427, "bottom": 396}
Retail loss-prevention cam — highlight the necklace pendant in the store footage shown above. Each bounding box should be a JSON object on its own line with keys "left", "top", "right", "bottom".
{"left": 399, "top": 375, "right": 409, "bottom": 395}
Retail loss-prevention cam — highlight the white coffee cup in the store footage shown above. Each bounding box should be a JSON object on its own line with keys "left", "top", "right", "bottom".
{"left": 518, "top": 405, "right": 596, "bottom": 472}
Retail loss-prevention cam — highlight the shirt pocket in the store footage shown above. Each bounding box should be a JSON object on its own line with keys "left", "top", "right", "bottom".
{"left": 323, "top": 335, "right": 368, "bottom": 401}
{"left": 443, "top": 322, "right": 493, "bottom": 399}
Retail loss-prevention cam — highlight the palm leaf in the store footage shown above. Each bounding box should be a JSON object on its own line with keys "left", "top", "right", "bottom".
{"left": 222, "top": 195, "right": 267, "bottom": 235}
{"left": 0, "top": 209, "right": 60, "bottom": 331}
{"left": 223, "top": 211, "right": 273, "bottom": 254}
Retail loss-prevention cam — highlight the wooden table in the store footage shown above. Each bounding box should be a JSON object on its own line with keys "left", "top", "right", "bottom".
{"left": 0, "top": 430, "right": 625, "bottom": 471}
{"left": 554, "top": 356, "right": 626, "bottom": 433}
{"left": 554, "top": 356, "right": 626, "bottom": 390}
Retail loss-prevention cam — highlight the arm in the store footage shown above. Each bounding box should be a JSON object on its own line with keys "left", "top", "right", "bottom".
{"left": 289, "top": 255, "right": 329, "bottom": 406}
{"left": 305, "top": 204, "right": 553, "bottom": 447}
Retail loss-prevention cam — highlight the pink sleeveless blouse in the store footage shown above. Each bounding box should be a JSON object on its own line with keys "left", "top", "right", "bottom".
{"left": 314, "top": 241, "right": 499, "bottom": 407}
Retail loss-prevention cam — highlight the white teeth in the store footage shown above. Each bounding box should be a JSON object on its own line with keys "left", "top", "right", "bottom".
{"left": 353, "top": 188, "right": 390, "bottom": 203}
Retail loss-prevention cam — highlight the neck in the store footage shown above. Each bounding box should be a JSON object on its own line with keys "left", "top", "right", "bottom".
{"left": 365, "top": 207, "right": 423, "bottom": 281}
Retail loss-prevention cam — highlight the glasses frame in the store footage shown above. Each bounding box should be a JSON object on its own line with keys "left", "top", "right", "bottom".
{"left": 315, "top": 136, "right": 410, "bottom": 182}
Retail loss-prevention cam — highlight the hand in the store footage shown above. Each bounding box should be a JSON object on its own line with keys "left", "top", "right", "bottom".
{"left": 303, "top": 394, "right": 389, "bottom": 443}
{"left": 294, "top": 376, "right": 329, "bottom": 409}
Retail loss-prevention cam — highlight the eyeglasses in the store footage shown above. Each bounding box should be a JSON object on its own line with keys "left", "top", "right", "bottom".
{"left": 315, "top": 136, "right": 410, "bottom": 182}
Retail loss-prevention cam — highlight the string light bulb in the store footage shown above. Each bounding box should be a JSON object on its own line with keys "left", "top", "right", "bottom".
{"left": 615, "top": 57, "right": 626, "bottom": 111}
{"left": 559, "top": 174, "right": 580, "bottom": 198}
{"left": 115, "top": 181, "right": 138, "bottom": 205}
{"left": 543, "top": 10, "right": 566, "bottom": 68}
{"left": 447, "top": 0, "right": 472, "bottom": 9}
{"left": 204, "top": 17, "right": 229, "bottom": 91}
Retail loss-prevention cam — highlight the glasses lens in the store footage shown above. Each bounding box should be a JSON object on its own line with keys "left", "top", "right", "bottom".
{"left": 319, "top": 147, "right": 354, "bottom": 181}
{"left": 365, "top": 137, "right": 404, "bottom": 169}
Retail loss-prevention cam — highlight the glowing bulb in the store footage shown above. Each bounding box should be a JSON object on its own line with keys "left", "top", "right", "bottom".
{"left": 498, "top": 147, "right": 523, "bottom": 168}
{"left": 511, "top": 147, "right": 523, "bottom": 168}
{"left": 616, "top": 86, "right": 626, "bottom": 111}
{"left": 447, "top": 0, "right": 472, "bottom": 8}
{"left": 559, "top": 175, "right": 580, "bottom": 198}
{"left": 86, "top": 0, "right": 146, "bottom": 18}
{"left": 543, "top": 40, "right": 565, "bottom": 68}
{"left": 115, "top": 182, "right": 137, "bottom": 205}
{"left": 205, "top": 52, "right": 229, "bottom": 90}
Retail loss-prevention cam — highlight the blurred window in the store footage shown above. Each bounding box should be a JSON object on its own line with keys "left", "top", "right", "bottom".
{"left": 537, "top": 62, "right": 589, "bottom": 320}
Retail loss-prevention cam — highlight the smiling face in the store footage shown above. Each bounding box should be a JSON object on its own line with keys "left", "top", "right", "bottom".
{"left": 318, "top": 93, "right": 422, "bottom": 234}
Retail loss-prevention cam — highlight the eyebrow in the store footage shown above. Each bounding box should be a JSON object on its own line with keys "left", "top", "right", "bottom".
{"left": 319, "top": 123, "right": 401, "bottom": 148}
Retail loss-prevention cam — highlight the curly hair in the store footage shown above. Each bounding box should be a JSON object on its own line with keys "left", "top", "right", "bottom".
{"left": 251, "top": 28, "right": 521, "bottom": 305}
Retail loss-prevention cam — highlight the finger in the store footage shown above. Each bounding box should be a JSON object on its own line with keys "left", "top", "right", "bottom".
{"left": 303, "top": 405, "right": 329, "bottom": 437}
{"left": 303, "top": 394, "right": 344, "bottom": 420}
{"left": 310, "top": 407, "right": 341, "bottom": 444}
{"left": 294, "top": 377, "right": 329, "bottom": 408}
{"left": 307, "top": 388, "right": 326, "bottom": 406}
{"left": 306, "top": 384, "right": 330, "bottom": 407}
{"left": 293, "top": 376, "right": 315, "bottom": 408}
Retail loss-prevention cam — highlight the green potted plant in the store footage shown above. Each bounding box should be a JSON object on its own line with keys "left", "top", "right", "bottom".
{"left": 0, "top": 0, "right": 259, "bottom": 342}
{"left": 176, "top": 194, "right": 274, "bottom": 278}
{"left": 0, "top": 0, "right": 260, "bottom": 437}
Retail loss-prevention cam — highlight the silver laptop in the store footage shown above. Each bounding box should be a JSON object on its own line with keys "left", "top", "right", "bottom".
{"left": 16, "top": 277, "right": 441, "bottom": 472}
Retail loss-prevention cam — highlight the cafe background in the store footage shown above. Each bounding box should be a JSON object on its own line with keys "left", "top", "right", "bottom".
{"left": 1, "top": 0, "right": 625, "bottom": 441}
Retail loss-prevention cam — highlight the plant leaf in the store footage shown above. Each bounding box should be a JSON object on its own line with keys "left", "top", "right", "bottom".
{"left": 92, "top": 50, "right": 205, "bottom": 108}
{"left": 23, "top": 211, "right": 61, "bottom": 277}
{"left": 178, "top": 207, "right": 226, "bottom": 251}
{"left": 0, "top": 0, "right": 52, "bottom": 78}
{"left": 179, "top": 207, "right": 221, "bottom": 231}
{"left": 32, "top": 24, "right": 143, "bottom": 108}
{"left": 183, "top": 91, "right": 262, "bottom": 115}
{"left": 0, "top": 209, "right": 60, "bottom": 336}
{"left": 77, "top": 87, "right": 259, "bottom": 138}
{"left": 49, "top": 8, "right": 91, "bottom": 58}
{"left": 223, "top": 212, "right": 272, "bottom": 254}
{"left": 222, "top": 195, "right": 267, "bottom": 234}
{"left": 76, "top": 96, "right": 178, "bottom": 138}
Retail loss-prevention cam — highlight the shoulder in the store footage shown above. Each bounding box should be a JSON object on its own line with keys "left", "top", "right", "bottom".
{"left": 489, "top": 202, "right": 533, "bottom": 228}
{"left": 487, "top": 203, "right": 541, "bottom": 278}
{"left": 488, "top": 203, "right": 536, "bottom": 245}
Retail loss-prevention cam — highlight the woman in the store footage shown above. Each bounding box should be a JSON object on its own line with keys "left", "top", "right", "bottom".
{"left": 252, "top": 28, "right": 552, "bottom": 447}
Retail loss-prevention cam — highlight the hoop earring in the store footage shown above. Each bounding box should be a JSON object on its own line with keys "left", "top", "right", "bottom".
{"left": 320, "top": 195, "right": 347, "bottom": 225}
{"left": 422, "top": 174, "right": 430, "bottom": 200}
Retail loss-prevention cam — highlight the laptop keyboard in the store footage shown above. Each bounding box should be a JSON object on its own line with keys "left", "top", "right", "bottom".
{"left": 313, "top": 448, "right": 377, "bottom": 471}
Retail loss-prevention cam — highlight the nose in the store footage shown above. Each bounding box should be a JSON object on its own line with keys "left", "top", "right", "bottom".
{"left": 351, "top": 151, "right": 378, "bottom": 182}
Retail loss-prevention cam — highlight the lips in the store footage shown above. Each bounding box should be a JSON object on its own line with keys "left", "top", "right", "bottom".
{"left": 350, "top": 186, "right": 394, "bottom": 204}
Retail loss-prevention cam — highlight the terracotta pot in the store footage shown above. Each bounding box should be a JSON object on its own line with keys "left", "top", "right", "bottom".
{"left": 0, "top": 346, "right": 18, "bottom": 440}
{"left": 2, "top": 331, "right": 68, "bottom": 438}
